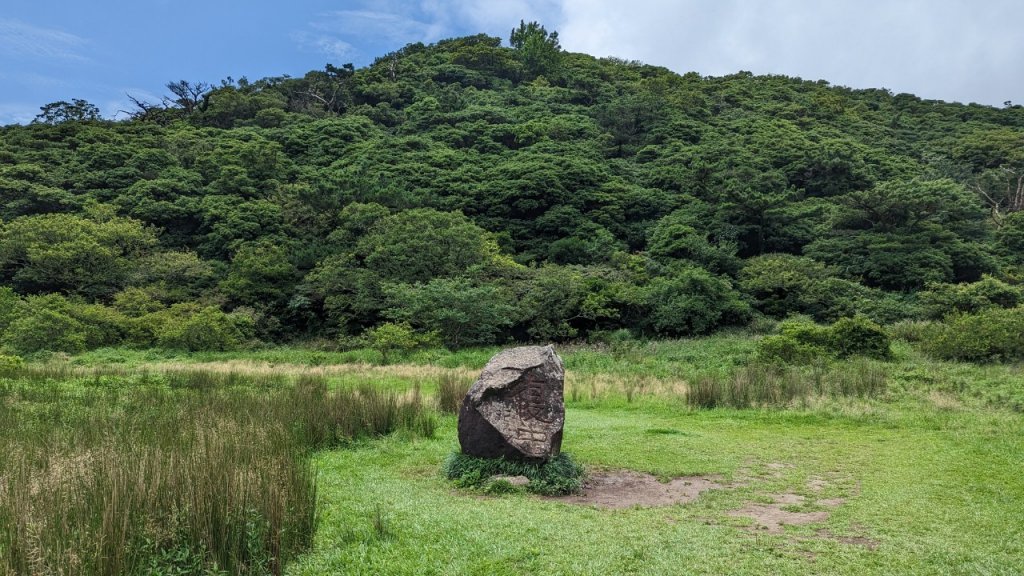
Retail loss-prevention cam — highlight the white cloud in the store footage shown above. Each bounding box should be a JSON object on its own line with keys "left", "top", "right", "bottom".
{"left": 553, "top": 0, "right": 1023, "bottom": 105}
{"left": 0, "top": 103, "right": 40, "bottom": 126}
{"left": 292, "top": 31, "right": 356, "bottom": 60}
{"left": 0, "top": 18, "right": 89, "bottom": 61}
{"left": 305, "top": 7, "right": 449, "bottom": 51}
{"left": 294, "top": 0, "right": 561, "bottom": 61}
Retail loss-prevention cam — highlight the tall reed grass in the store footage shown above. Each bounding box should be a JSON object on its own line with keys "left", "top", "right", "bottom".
{"left": 0, "top": 371, "right": 434, "bottom": 575}
{"left": 685, "top": 359, "right": 888, "bottom": 409}
{"left": 436, "top": 371, "right": 474, "bottom": 413}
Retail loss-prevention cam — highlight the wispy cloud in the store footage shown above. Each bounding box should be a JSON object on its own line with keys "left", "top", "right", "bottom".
{"left": 0, "top": 103, "right": 41, "bottom": 126}
{"left": 0, "top": 18, "right": 89, "bottom": 61}
{"left": 311, "top": 9, "right": 448, "bottom": 45}
{"left": 291, "top": 31, "right": 355, "bottom": 60}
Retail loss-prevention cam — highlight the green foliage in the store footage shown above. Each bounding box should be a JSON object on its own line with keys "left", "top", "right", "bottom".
{"left": 34, "top": 98, "right": 101, "bottom": 124}
{"left": 220, "top": 241, "right": 299, "bottom": 308}
{"left": 757, "top": 316, "right": 892, "bottom": 364}
{"left": 647, "top": 210, "right": 739, "bottom": 274}
{"left": 2, "top": 31, "right": 1023, "bottom": 353}
{"left": 828, "top": 316, "right": 893, "bottom": 360}
{"left": 384, "top": 278, "right": 516, "bottom": 349}
{"left": 739, "top": 254, "right": 830, "bottom": 318}
{"left": 509, "top": 21, "right": 562, "bottom": 78}
{"left": 443, "top": 452, "right": 584, "bottom": 496}
{"left": 642, "top": 267, "right": 751, "bottom": 337}
{"left": 996, "top": 211, "right": 1024, "bottom": 260}
{"left": 358, "top": 209, "right": 505, "bottom": 284}
{"left": 805, "top": 179, "right": 994, "bottom": 291}
{"left": 753, "top": 334, "right": 823, "bottom": 365}
{"left": 155, "top": 306, "right": 253, "bottom": 352}
{"left": 0, "top": 214, "right": 158, "bottom": 299}
{"left": 918, "top": 276, "right": 1024, "bottom": 319}
{"left": 362, "top": 321, "right": 438, "bottom": 363}
{"left": 0, "top": 353, "right": 24, "bottom": 372}
{"left": 2, "top": 294, "right": 89, "bottom": 354}
{"left": 921, "top": 307, "right": 1024, "bottom": 362}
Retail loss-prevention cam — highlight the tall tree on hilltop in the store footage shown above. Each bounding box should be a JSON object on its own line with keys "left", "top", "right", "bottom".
{"left": 509, "top": 20, "right": 562, "bottom": 78}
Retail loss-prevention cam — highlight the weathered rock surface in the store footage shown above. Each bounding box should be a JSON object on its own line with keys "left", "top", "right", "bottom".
{"left": 458, "top": 345, "right": 564, "bottom": 462}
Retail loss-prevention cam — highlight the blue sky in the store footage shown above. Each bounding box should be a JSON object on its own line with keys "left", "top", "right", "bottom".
{"left": 2, "top": 0, "right": 1021, "bottom": 125}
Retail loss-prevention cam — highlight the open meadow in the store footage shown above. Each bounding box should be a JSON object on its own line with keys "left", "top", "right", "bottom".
{"left": 2, "top": 334, "right": 1023, "bottom": 575}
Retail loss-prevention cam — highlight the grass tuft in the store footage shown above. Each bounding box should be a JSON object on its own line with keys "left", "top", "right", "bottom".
{"left": 436, "top": 371, "right": 473, "bottom": 414}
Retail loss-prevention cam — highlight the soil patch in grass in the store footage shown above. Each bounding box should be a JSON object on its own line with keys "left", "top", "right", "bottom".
{"left": 551, "top": 469, "right": 727, "bottom": 509}
{"left": 726, "top": 492, "right": 860, "bottom": 537}
{"left": 727, "top": 496, "right": 831, "bottom": 534}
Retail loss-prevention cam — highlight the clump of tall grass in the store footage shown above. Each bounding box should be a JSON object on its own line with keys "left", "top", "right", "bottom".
{"left": 436, "top": 371, "right": 474, "bottom": 413}
{"left": 887, "top": 319, "right": 936, "bottom": 343}
{"left": 685, "top": 359, "right": 887, "bottom": 409}
{"left": 286, "top": 376, "right": 435, "bottom": 447}
{"left": 0, "top": 371, "right": 435, "bottom": 575}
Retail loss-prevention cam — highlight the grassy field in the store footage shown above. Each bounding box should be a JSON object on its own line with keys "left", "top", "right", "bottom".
{"left": 3, "top": 334, "right": 1024, "bottom": 575}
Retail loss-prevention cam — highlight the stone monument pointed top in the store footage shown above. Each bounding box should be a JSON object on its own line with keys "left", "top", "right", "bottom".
{"left": 458, "top": 345, "right": 565, "bottom": 462}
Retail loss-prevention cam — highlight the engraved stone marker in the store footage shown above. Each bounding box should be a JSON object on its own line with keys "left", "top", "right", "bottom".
{"left": 458, "top": 345, "right": 565, "bottom": 462}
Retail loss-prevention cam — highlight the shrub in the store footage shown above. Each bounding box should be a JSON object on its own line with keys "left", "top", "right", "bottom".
{"left": 1, "top": 294, "right": 88, "bottom": 354}
{"left": 642, "top": 266, "right": 751, "bottom": 337}
{"left": 757, "top": 316, "right": 892, "bottom": 364}
{"left": 828, "top": 316, "right": 892, "bottom": 359}
{"left": 443, "top": 452, "right": 584, "bottom": 496}
{"left": 918, "top": 276, "right": 1024, "bottom": 319}
{"left": 362, "top": 321, "right": 438, "bottom": 364}
{"left": 738, "top": 254, "right": 829, "bottom": 317}
{"left": 754, "top": 334, "right": 824, "bottom": 365}
{"left": 67, "top": 302, "right": 133, "bottom": 349}
{"left": 921, "top": 307, "right": 1024, "bottom": 362}
{"left": 0, "top": 354, "right": 24, "bottom": 372}
{"left": 384, "top": 277, "right": 516, "bottom": 349}
{"left": 778, "top": 318, "right": 832, "bottom": 348}
{"left": 156, "top": 306, "right": 253, "bottom": 352}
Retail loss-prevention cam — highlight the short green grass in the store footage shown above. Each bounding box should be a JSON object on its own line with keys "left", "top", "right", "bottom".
{"left": 289, "top": 406, "right": 1024, "bottom": 575}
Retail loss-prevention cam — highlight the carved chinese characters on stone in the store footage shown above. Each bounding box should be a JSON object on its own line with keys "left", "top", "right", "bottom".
{"left": 458, "top": 346, "right": 565, "bottom": 462}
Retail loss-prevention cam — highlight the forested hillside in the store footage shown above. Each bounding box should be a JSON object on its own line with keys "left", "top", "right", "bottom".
{"left": 2, "top": 24, "right": 1024, "bottom": 353}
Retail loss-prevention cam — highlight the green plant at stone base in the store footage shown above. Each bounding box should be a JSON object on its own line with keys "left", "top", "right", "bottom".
{"left": 443, "top": 452, "right": 584, "bottom": 496}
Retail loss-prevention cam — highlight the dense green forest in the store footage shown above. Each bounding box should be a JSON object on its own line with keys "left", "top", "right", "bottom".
{"left": 2, "top": 24, "right": 1024, "bottom": 354}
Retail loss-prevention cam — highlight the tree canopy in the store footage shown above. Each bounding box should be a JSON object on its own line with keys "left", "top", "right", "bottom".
{"left": 1, "top": 24, "right": 1023, "bottom": 351}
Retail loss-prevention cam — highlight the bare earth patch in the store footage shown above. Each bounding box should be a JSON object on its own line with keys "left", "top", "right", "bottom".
{"left": 727, "top": 496, "right": 830, "bottom": 534}
{"left": 542, "top": 465, "right": 880, "bottom": 551}
{"left": 550, "top": 470, "right": 727, "bottom": 509}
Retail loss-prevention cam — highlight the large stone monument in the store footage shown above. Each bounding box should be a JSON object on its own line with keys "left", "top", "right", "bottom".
{"left": 458, "top": 345, "right": 565, "bottom": 462}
